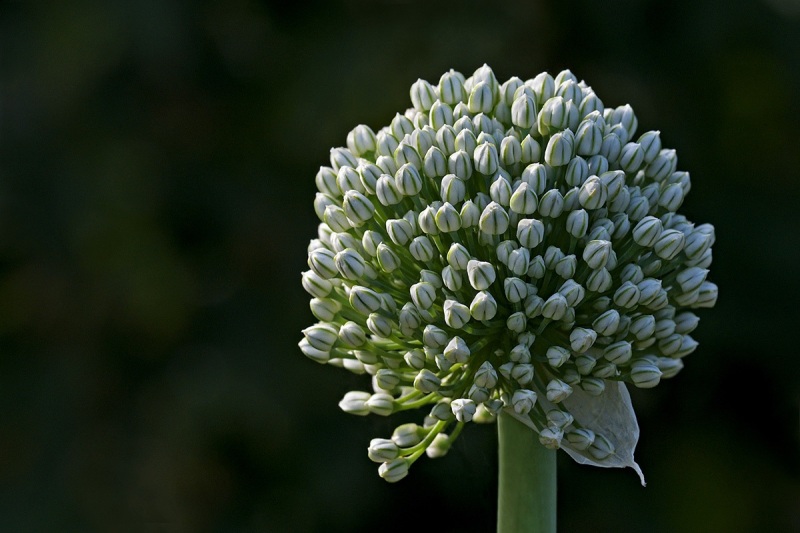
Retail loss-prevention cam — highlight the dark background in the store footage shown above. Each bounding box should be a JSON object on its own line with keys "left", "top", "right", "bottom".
{"left": 1, "top": 0, "right": 799, "bottom": 532}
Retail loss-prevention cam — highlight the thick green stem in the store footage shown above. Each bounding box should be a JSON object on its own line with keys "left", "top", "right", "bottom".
{"left": 497, "top": 411, "right": 557, "bottom": 533}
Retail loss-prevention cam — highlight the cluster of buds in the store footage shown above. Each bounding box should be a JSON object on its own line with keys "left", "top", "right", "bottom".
{"left": 300, "top": 65, "right": 717, "bottom": 482}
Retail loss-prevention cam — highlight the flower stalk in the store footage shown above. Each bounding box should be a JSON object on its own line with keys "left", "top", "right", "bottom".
{"left": 498, "top": 411, "right": 556, "bottom": 533}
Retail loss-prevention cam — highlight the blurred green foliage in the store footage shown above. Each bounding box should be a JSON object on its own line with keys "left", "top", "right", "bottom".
{"left": 0, "top": 0, "right": 798, "bottom": 531}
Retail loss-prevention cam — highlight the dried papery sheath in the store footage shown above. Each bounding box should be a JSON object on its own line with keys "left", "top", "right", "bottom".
{"left": 299, "top": 64, "right": 717, "bottom": 484}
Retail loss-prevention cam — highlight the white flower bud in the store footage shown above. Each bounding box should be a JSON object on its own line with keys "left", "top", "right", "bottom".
{"left": 604, "top": 340, "right": 633, "bottom": 365}
{"left": 511, "top": 362, "right": 534, "bottom": 385}
{"left": 451, "top": 398, "right": 477, "bottom": 422}
{"left": 542, "top": 293, "right": 569, "bottom": 320}
{"left": 520, "top": 135, "right": 541, "bottom": 164}
{"left": 570, "top": 327, "right": 597, "bottom": 353}
{"left": 490, "top": 176, "right": 514, "bottom": 207}
{"left": 588, "top": 433, "right": 615, "bottom": 460}
{"left": 578, "top": 176, "right": 608, "bottom": 210}
{"left": 565, "top": 428, "right": 595, "bottom": 451}
{"left": 479, "top": 201, "right": 509, "bottom": 235}
{"left": 653, "top": 228, "right": 685, "bottom": 260}
{"left": 582, "top": 240, "right": 612, "bottom": 270}
{"left": 619, "top": 142, "right": 645, "bottom": 173}
{"left": 511, "top": 93, "right": 538, "bottom": 128}
{"left": 510, "top": 343, "right": 532, "bottom": 363}
{"left": 302, "top": 323, "right": 338, "bottom": 352}
{"left": 632, "top": 216, "right": 663, "bottom": 247}
{"left": 367, "top": 393, "right": 395, "bottom": 416}
{"left": 504, "top": 277, "right": 528, "bottom": 303}
{"left": 586, "top": 267, "right": 613, "bottom": 293}
{"left": 511, "top": 389, "right": 538, "bottom": 415}
{"left": 337, "top": 166, "right": 365, "bottom": 195}
{"left": 368, "top": 438, "right": 399, "bottom": 462}
{"left": 674, "top": 311, "right": 700, "bottom": 334}
{"left": 444, "top": 299, "right": 470, "bottom": 329}
{"left": 409, "top": 236, "right": 435, "bottom": 262}
{"left": 298, "top": 337, "right": 330, "bottom": 364}
{"left": 545, "top": 130, "right": 575, "bottom": 167}
{"left": 538, "top": 189, "right": 565, "bottom": 218}
{"left": 546, "top": 379, "right": 573, "bottom": 403}
{"left": 516, "top": 218, "right": 545, "bottom": 249}
{"left": 301, "top": 270, "right": 333, "bottom": 299}
{"left": 468, "top": 81, "right": 494, "bottom": 114}
{"left": 630, "top": 361, "right": 662, "bottom": 388}
{"left": 334, "top": 248, "right": 366, "bottom": 280}
{"left": 538, "top": 96, "right": 568, "bottom": 135}
{"left": 467, "top": 260, "right": 497, "bottom": 290}
{"left": 349, "top": 286, "right": 382, "bottom": 315}
{"left": 559, "top": 279, "right": 585, "bottom": 307}
{"left": 506, "top": 312, "right": 528, "bottom": 333}
{"left": 438, "top": 70, "right": 465, "bottom": 105}
{"left": 339, "top": 390, "right": 371, "bottom": 415}
{"left": 378, "top": 458, "right": 410, "bottom": 483}
{"left": 645, "top": 148, "right": 677, "bottom": 182}
{"left": 566, "top": 209, "right": 589, "bottom": 238}
{"left": 539, "top": 427, "right": 564, "bottom": 449}
{"left": 575, "top": 119, "right": 603, "bottom": 156}
{"left": 413, "top": 368, "right": 441, "bottom": 393}
{"left": 592, "top": 309, "right": 621, "bottom": 337}
{"left": 409, "top": 282, "right": 436, "bottom": 310}
{"left": 657, "top": 357, "right": 684, "bottom": 379}
{"left": 448, "top": 149, "right": 473, "bottom": 180}
{"left": 555, "top": 254, "right": 577, "bottom": 279}
{"left": 456, "top": 128, "right": 478, "bottom": 155}
{"left": 330, "top": 147, "right": 358, "bottom": 171}
{"left": 546, "top": 346, "right": 571, "bottom": 368}
{"left": 376, "top": 368, "right": 401, "bottom": 391}
{"left": 693, "top": 281, "right": 718, "bottom": 309}
{"left": 371, "top": 242, "right": 398, "bottom": 273}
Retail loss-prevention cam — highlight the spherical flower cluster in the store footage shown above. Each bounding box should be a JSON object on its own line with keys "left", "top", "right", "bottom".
{"left": 299, "top": 65, "right": 717, "bottom": 483}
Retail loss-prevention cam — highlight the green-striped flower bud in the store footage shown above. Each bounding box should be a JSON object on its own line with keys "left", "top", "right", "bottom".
{"left": 570, "top": 327, "right": 597, "bottom": 353}
{"left": 566, "top": 209, "right": 589, "bottom": 238}
{"left": 509, "top": 182, "right": 538, "bottom": 215}
{"left": 546, "top": 379, "right": 573, "bottom": 403}
{"left": 588, "top": 433, "right": 615, "bottom": 460}
{"left": 339, "top": 391, "right": 372, "bottom": 415}
{"left": 368, "top": 438, "right": 400, "bottom": 462}
{"left": 545, "top": 130, "right": 575, "bottom": 167}
{"left": 578, "top": 176, "right": 608, "bottom": 210}
{"left": 451, "top": 398, "right": 477, "bottom": 422}
{"left": 630, "top": 361, "right": 662, "bottom": 388}
{"left": 511, "top": 363, "right": 534, "bottom": 385}
{"left": 538, "top": 189, "right": 565, "bottom": 218}
{"left": 604, "top": 340, "right": 633, "bottom": 365}
{"left": 539, "top": 427, "right": 564, "bottom": 450}
{"left": 516, "top": 218, "right": 545, "bottom": 248}
{"left": 511, "top": 389, "right": 538, "bottom": 415}
{"left": 547, "top": 346, "right": 571, "bottom": 368}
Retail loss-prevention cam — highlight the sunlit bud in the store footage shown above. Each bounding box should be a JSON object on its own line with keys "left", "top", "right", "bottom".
{"left": 674, "top": 311, "right": 700, "bottom": 334}
{"left": 333, "top": 248, "right": 365, "bottom": 280}
{"left": 538, "top": 189, "right": 565, "bottom": 218}
{"left": 444, "top": 337, "right": 470, "bottom": 363}
{"left": 546, "top": 379, "right": 573, "bottom": 403}
{"left": 420, "top": 147, "right": 446, "bottom": 180}
{"left": 515, "top": 218, "right": 545, "bottom": 249}
{"left": 501, "top": 277, "right": 527, "bottom": 304}
{"left": 546, "top": 346, "right": 571, "bottom": 368}
{"left": 443, "top": 299, "right": 470, "bottom": 329}
{"left": 544, "top": 245, "right": 564, "bottom": 269}
{"left": 510, "top": 93, "right": 537, "bottom": 129}
{"left": 528, "top": 71, "right": 555, "bottom": 106}
{"left": 578, "top": 176, "right": 608, "bottom": 210}
{"left": 520, "top": 135, "right": 542, "bottom": 164}
{"left": 568, "top": 327, "right": 596, "bottom": 354}
{"left": 444, "top": 243, "right": 469, "bottom": 270}
{"left": 472, "top": 112, "right": 494, "bottom": 134}
{"left": 588, "top": 433, "right": 615, "bottom": 460}
{"left": 490, "top": 176, "right": 513, "bottom": 206}
{"left": 461, "top": 292, "right": 496, "bottom": 324}
{"left": 555, "top": 254, "right": 577, "bottom": 279}
{"left": 631, "top": 216, "right": 663, "bottom": 247}
{"left": 604, "top": 340, "right": 633, "bottom": 365}
{"left": 467, "top": 384, "right": 490, "bottom": 404}
{"left": 538, "top": 96, "right": 568, "bottom": 135}
{"left": 348, "top": 286, "right": 382, "bottom": 315}
{"left": 559, "top": 279, "right": 585, "bottom": 307}
{"left": 301, "top": 270, "right": 333, "bottom": 299}
{"left": 630, "top": 361, "right": 662, "bottom": 388}
{"left": 520, "top": 163, "right": 548, "bottom": 196}
{"left": 543, "top": 129, "right": 574, "bottom": 167}
{"left": 307, "top": 248, "right": 337, "bottom": 280}
{"left": 339, "top": 390, "right": 371, "bottom": 416}
{"left": 374, "top": 172, "right": 402, "bottom": 205}
{"left": 509, "top": 389, "right": 537, "bottom": 415}
{"left": 392, "top": 163, "right": 421, "bottom": 197}
{"left": 324, "top": 205, "right": 352, "bottom": 233}
{"left": 335, "top": 322, "right": 365, "bottom": 349}
{"left": 536, "top": 426, "right": 563, "bottom": 450}
{"left": 409, "top": 235, "right": 435, "bottom": 262}
{"left": 447, "top": 398, "right": 475, "bottom": 423}
{"left": 511, "top": 363, "right": 534, "bottom": 385}
{"left": 505, "top": 312, "right": 526, "bottom": 333}
{"left": 330, "top": 147, "right": 358, "bottom": 172}
{"left": 315, "top": 166, "right": 341, "bottom": 198}
{"left": 368, "top": 438, "right": 400, "bottom": 463}
{"left": 432, "top": 202, "right": 460, "bottom": 233}
{"left": 467, "top": 260, "right": 497, "bottom": 290}
{"left": 633, "top": 131, "right": 660, "bottom": 165}
{"left": 372, "top": 243, "right": 398, "bottom": 273}
{"left": 390, "top": 424, "right": 422, "bottom": 449}
{"left": 298, "top": 337, "right": 330, "bottom": 364}
{"left": 508, "top": 181, "right": 537, "bottom": 215}
{"left": 375, "top": 368, "right": 401, "bottom": 391}
{"left": 587, "top": 154, "right": 609, "bottom": 176}
{"left": 467, "top": 80, "right": 494, "bottom": 114}
{"left": 456, "top": 129, "right": 478, "bottom": 156}
{"left": 409, "top": 368, "right": 440, "bottom": 393}
{"left": 499, "top": 76, "right": 524, "bottom": 105}
{"left": 443, "top": 150, "right": 472, "bottom": 182}
{"left": 365, "top": 393, "right": 395, "bottom": 416}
